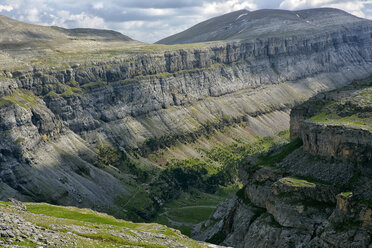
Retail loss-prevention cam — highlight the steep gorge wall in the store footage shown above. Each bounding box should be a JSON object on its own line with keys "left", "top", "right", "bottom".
{"left": 1, "top": 24, "right": 372, "bottom": 148}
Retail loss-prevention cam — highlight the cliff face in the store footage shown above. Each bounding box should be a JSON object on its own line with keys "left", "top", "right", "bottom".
{"left": 195, "top": 81, "right": 372, "bottom": 247}
{"left": 6, "top": 23, "right": 372, "bottom": 146}
{"left": 1, "top": 9, "right": 372, "bottom": 221}
{"left": 290, "top": 81, "right": 372, "bottom": 163}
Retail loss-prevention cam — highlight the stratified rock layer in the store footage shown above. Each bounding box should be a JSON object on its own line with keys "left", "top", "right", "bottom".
{"left": 195, "top": 82, "right": 372, "bottom": 248}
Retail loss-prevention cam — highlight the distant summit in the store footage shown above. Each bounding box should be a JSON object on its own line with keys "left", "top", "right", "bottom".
{"left": 0, "top": 14, "right": 132, "bottom": 50}
{"left": 156, "top": 8, "right": 366, "bottom": 44}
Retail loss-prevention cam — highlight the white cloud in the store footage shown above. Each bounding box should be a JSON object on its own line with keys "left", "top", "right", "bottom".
{"left": 325, "top": 1, "right": 371, "bottom": 17}
{"left": 140, "top": 8, "right": 176, "bottom": 16}
{"left": 53, "top": 11, "right": 107, "bottom": 29}
{"left": 115, "top": 19, "right": 191, "bottom": 43}
{"left": 25, "top": 8, "right": 40, "bottom": 22}
{"left": 92, "top": 2, "right": 104, "bottom": 10}
{"left": 279, "top": 0, "right": 332, "bottom": 9}
{"left": 200, "top": 0, "right": 257, "bottom": 16}
{"left": 42, "top": 10, "right": 107, "bottom": 29}
{"left": 0, "top": 4, "right": 13, "bottom": 12}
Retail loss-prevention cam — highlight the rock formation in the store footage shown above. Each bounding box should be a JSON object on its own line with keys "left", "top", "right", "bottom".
{"left": 194, "top": 81, "right": 372, "bottom": 247}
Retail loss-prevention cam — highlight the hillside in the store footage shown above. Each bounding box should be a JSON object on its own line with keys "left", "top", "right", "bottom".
{"left": 156, "top": 8, "right": 366, "bottom": 44}
{"left": 0, "top": 7, "right": 372, "bottom": 232}
{"left": 194, "top": 80, "right": 372, "bottom": 247}
{"left": 0, "top": 199, "right": 213, "bottom": 247}
{"left": 0, "top": 14, "right": 131, "bottom": 45}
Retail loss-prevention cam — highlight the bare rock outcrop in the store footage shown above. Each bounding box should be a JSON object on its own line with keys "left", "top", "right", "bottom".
{"left": 194, "top": 81, "right": 372, "bottom": 247}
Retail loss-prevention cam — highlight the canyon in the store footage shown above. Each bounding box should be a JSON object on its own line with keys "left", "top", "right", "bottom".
{"left": 0, "top": 7, "right": 371, "bottom": 247}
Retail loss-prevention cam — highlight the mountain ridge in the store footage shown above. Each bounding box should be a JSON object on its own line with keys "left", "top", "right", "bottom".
{"left": 156, "top": 7, "right": 367, "bottom": 44}
{"left": 0, "top": 13, "right": 132, "bottom": 43}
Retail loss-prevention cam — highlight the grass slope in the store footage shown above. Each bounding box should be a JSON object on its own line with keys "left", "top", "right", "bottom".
{"left": 0, "top": 201, "right": 210, "bottom": 248}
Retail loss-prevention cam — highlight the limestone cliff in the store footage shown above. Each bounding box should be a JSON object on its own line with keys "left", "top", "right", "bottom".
{"left": 194, "top": 81, "right": 372, "bottom": 247}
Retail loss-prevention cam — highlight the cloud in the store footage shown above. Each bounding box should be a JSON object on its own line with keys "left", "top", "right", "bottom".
{"left": 25, "top": 8, "right": 40, "bottom": 22}
{"left": 199, "top": 0, "right": 257, "bottom": 15}
{"left": 51, "top": 10, "right": 107, "bottom": 29}
{"left": 92, "top": 2, "right": 104, "bottom": 10}
{"left": 0, "top": 4, "right": 13, "bottom": 12}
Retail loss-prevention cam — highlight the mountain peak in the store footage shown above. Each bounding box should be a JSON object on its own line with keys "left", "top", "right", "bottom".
{"left": 156, "top": 8, "right": 367, "bottom": 44}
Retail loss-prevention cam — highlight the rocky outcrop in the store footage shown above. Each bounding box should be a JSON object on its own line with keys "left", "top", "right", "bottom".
{"left": 299, "top": 122, "right": 372, "bottom": 163}
{"left": 195, "top": 81, "right": 372, "bottom": 247}
{"left": 290, "top": 81, "right": 372, "bottom": 163}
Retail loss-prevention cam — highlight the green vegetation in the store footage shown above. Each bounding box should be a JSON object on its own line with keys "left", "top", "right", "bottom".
{"left": 96, "top": 144, "right": 148, "bottom": 180}
{"left": 114, "top": 188, "right": 155, "bottom": 222}
{"left": 340, "top": 191, "right": 353, "bottom": 197}
{"left": 357, "top": 199, "right": 372, "bottom": 208}
{"left": 81, "top": 80, "right": 108, "bottom": 90}
{"left": 8, "top": 240, "right": 37, "bottom": 247}
{"left": 308, "top": 85, "right": 372, "bottom": 130}
{"left": 332, "top": 220, "right": 363, "bottom": 232}
{"left": 0, "top": 201, "right": 11, "bottom": 207}
{"left": 61, "top": 86, "right": 82, "bottom": 96}
{"left": 167, "top": 207, "right": 215, "bottom": 224}
{"left": 359, "top": 87, "right": 372, "bottom": 102}
{"left": 0, "top": 90, "right": 39, "bottom": 109}
{"left": 207, "top": 136, "right": 279, "bottom": 169}
{"left": 0, "top": 202, "right": 206, "bottom": 248}
{"left": 72, "top": 232, "right": 169, "bottom": 248}
{"left": 310, "top": 112, "right": 372, "bottom": 129}
{"left": 206, "top": 231, "right": 227, "bottom": 244}
{"left": 279, "top": 177, "right": 316, "bottom": 188}
{"left": 236, "top": 186, "right": 251, "bottom": 205}
{"left": 164, "top": 187, "right": 235, "bottom": 209}
{"left": 43, "top": 83, "right": 82, "bottom": 98}
{"left": 26, "top": 203, "right": 137, "bottom": 228}
{"left": 257, "top": 138, "right": 303, "bottom": 167}
{"left": 145, "top": 129, "right": 288, "bottom": 232}
{"left": 153, "top": 187, "right": 236, "bottom": 237}
{"left": 293, "top": 174, "right": 332, "bottom": 186}
{"left": 15, "top": 137, "right": 26, "bottom": 144}
{"left": 276, "top": 129, "right": 290, "bottom": 141}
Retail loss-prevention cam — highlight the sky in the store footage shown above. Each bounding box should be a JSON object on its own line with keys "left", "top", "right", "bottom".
{"left": 0, "top": 0, "right": 371, "bottom": 43}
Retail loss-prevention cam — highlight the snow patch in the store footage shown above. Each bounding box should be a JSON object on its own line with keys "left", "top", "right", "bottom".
{"left": 236, "top": 13, "right": 248, "bottom": 20}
